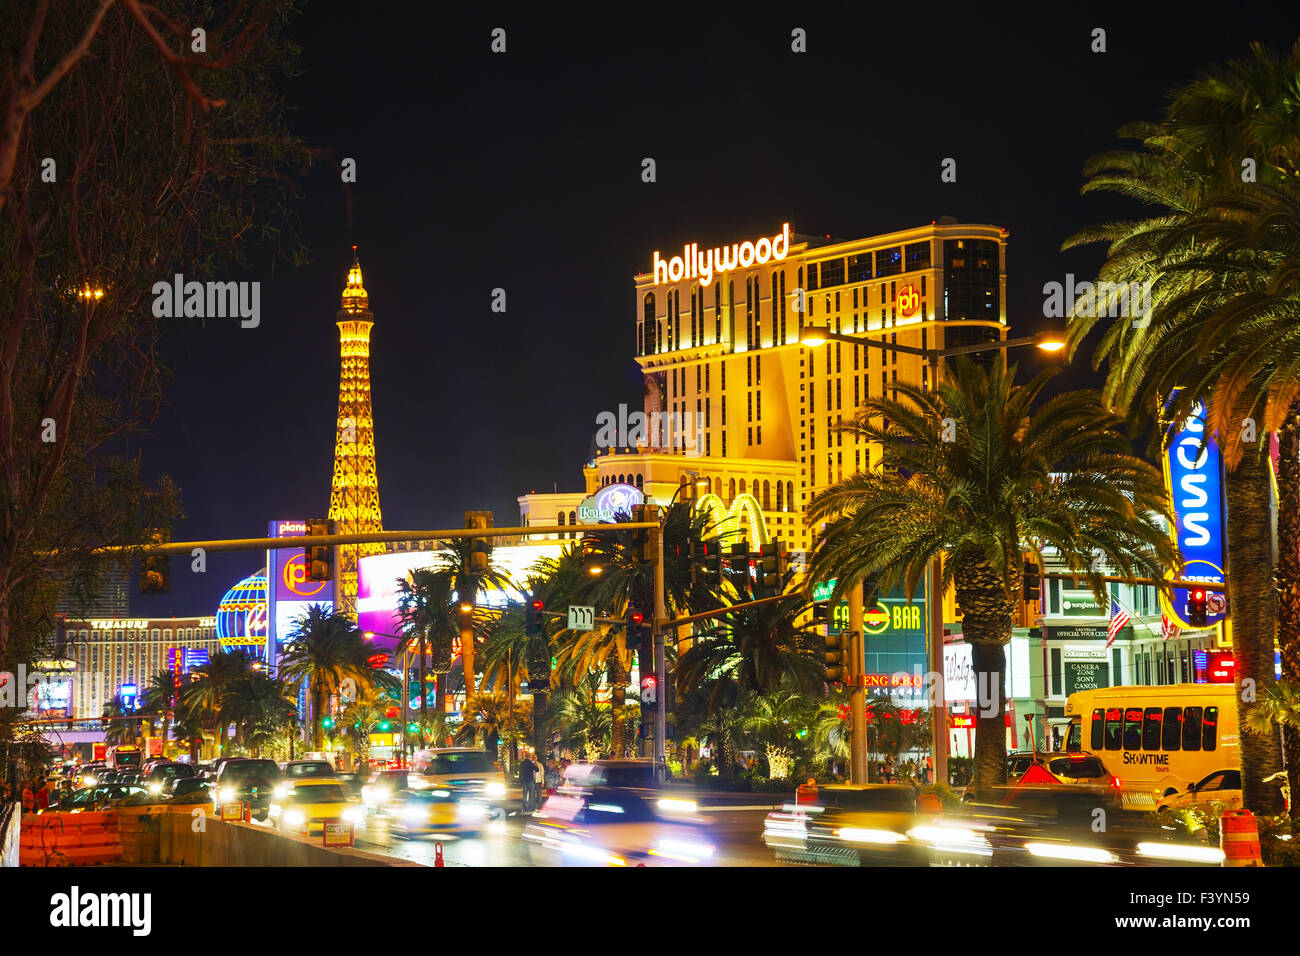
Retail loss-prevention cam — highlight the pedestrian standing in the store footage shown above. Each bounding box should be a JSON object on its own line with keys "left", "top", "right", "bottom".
{"left": 519, "top": 754, "right": 537, "bottom": 812}
{"left": 534, "top": 758, "right": 546, "bottom": 808}
{"left": 883, "top": 754, "right": 895, "bottom": 784}
{"left": 35, "top": 780, "right": 50, "bottom": 811}
{"left": 21, "top": 782, "right": 36, "bottom": 814}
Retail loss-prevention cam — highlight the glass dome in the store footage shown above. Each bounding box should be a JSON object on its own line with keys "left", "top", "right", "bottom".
{"left": 216, "top": 569, "right": 269, "bottom": 649}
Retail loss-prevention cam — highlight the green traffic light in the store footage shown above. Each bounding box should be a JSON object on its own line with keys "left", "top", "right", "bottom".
{"left": 407, "top": 722, "right": 418, "bottom": 733}
{"left": 379, "top": 721, "right": 391, "bottom": 732}
{"left": 321, "top": 716, "right": 334, "bottom": 729}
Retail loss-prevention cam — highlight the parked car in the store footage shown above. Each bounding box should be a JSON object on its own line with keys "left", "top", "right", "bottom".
{"left": 1156, "top": 769, "right": 1243, "bottom": 814}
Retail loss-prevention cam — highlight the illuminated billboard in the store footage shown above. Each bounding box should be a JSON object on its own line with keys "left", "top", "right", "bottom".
{"left": 268, "top": 519, "right": 335, "bottom": 662}
{"left": 357, "top": 542, "right": 565, "bottom": 652}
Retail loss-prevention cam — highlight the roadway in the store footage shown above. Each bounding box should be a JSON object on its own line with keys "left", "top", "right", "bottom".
{"left": 348, "top": 805, "right": 784, "bottom": 867}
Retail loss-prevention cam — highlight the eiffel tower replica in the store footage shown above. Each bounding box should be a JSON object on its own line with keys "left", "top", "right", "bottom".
{"left": 328, "top": 246, "right": 385, "bottom": 618}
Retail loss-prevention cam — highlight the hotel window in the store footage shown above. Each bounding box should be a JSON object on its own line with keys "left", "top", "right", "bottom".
{"left": 905, "top": 241, "right": 931, "bottom": 272}
{"left": 779, "top": 271, "right": 787, "bottom": 343}
{"left": 714, "top": 284, "right": 722, "bottom": 342}
{"left": 722, "top": 397, "right": 727, "bottom": 425}
{"left": 756, "top": 355, "right": 762, "bottom": 384}
{"left": 921, "top": 275, "right": 927, "bottom": 295}
{"left": 696, "top": 364, "right": 702, "bottom": 391}
{"left": 848, "top": 252, "right": 873, "bottom": 283}
{"left": 705, "top": 397, "right": 711, "bottom": 427}
{"left": 706, "top": 433, "right": 711, "bottom": 455}
{"left": 807, "top": 262, "right": 819, "bottom": 291}
{"left": 722, "top": 432, "right": 727, "bottom": 457}
{"left": 776, "top": 482, "right": 784, "bottom": 510}
{"left": 820, "top": 257, "right": 845, "bottom": 287}
{"left": 756, "top": 392, "right": 762, "bottom": 420}
{"left": 853, "top": 344, "right": 860, "bottom": 371}
{"left": 748, "top": 426, "right": 753, "bottom": 446}
{"left": 729, "top": 478, "right": 736, "bottom": 499}
{"left": 836, "top": 380, "right": 842, "bottom": 410}
{"left": 721, "top": 361, "right": 726, "bottom": 390}
{"left": 771, "top": 273, "right": 779, "bottom": 345}
{"left": 642, "top": 293, "right": 656, "bottom": 355}
{"left": 728, "top": 281, "right": 735, "bottom": 345}
{"left": 786, "top": 481, "right": 793, "bottom": 508}
{"left": 690, "top": 287, "right": 699, "bottom": 346}
{"left": 748, "top": 393, "right": 753, "bottom": 422}
{"left": 747, "top": 356, "right": 753, "bottom": 388}
{"left": 745, "top": 277, "right": 754, "bottom": 348}
{"left": 756, "top": 425, "right": 761, "bottom": 444}
{"left": 854, "top": 377, "right": 860, "bottom": 405}
{"left": 876, "top": 246, "right": 902, "bottom": 277}
{"left": 835, "top": 342, "right": 841, "bottom": 373}
{"left": 666, "top": 295, "right": 674, "bottom": 352}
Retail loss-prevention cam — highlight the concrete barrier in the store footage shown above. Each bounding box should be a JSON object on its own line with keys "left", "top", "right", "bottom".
{"left": 158, "top": 810, "right": 418, "bottom": 867}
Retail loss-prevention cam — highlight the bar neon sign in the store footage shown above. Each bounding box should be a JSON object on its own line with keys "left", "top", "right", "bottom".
{"left": 651, "top": 223, "right": 790, "bottom": 287}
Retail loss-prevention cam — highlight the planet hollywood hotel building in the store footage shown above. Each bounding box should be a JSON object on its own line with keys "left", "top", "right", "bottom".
{"left": 606, "top": 218, "right": 1007, "bottom": 553}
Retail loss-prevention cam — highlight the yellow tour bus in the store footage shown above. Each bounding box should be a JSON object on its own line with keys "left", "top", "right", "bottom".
{"left": 1063, "top": 683, "right": 1239, "bottom": 798}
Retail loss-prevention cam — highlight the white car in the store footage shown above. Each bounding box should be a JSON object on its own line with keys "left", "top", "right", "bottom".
{"left": 521, "top": 786, "right": 716, "bottom": 866}
{"left": 1156, "top": 769, "right": 1243, "bottom": 813}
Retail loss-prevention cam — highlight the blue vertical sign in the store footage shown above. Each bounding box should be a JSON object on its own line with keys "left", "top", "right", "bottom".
{"left": 1160, "top": 393, "right": 1227, "bottom": 629}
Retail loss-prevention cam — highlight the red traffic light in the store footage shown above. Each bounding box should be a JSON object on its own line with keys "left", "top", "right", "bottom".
{"left": 1193, "top": 589, "right": 1205, "bottom": 600}
{"left": 629, "top": 610, "right": 644, "bottom": 625}
{"left": 531, "top": 599, "right": 544, "bottom": 611}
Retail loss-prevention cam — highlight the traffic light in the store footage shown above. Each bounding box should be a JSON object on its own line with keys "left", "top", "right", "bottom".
{"left": 675, "top": 542, "right": 692, "bottom": 575}
{"left": 824, "top": 627, "right": 846, "bottom": 682}
{"left": 757, "top": 541, "right": 786, "bottom": 598}
{"left": 812, "top": 601, "right": 830, "bottom": 624}
{"left": 305, "top": 518, "right": 335, "bottom": 582}
{"left": 1023, "top": 559, "right": 1041, "bottom": 602}
{"left": 625, "top": 607, "right": 649, "bottom": 652}
{"left": 1188, "top": 588, "right": 1208, "bottom": 628}
{"left": 321, "top": 716, "right": 334, "bottom": 730}
{"left": 139, "top": 529, "right": 170, "bottom": 594}
{"left": 466, "top": 511, "right": 492, "bottom": 573}
{"left": 525, "top": 598, "right": 545, "bottom": 637}
{"left": 727, "top": 542, "right": 752, "bottom": 596}
{"left": 406, "top": 722, "right": 419, "bottom": 734}
{"left": 641, "top": 675, "right": 658, "bottom": 705}
{"left": 378, "top": 719, "right": 392, "bottom": 733}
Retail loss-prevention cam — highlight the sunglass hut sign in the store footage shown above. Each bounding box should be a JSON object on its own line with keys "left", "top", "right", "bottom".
{"left": 651, "top": 223, "right": 791, "bottom": 286}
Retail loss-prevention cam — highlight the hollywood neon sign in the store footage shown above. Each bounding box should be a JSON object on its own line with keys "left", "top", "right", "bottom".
{"left": 651, "top": 223, "right": 791, "bottom": 287}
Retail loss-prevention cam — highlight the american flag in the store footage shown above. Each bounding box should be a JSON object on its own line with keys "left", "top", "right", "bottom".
{"left": 1161, "top": 612, "right": 1180, "bottom": 642}
{"left": 1106, "top": 599, "right": 1131, "bottom": 648}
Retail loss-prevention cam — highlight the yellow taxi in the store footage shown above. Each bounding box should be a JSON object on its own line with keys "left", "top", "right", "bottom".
{"left": 269, "top": 778, "right": 365, "bottom": 835}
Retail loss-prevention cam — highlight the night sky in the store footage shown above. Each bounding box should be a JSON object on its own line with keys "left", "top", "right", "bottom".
{"left": 130, "top": 4, "right": 1300, "bottom": 618}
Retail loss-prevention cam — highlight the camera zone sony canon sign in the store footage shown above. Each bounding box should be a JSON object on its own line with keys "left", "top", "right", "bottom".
{"left": 651, "top": 223, "right": 791, "bottom": 286}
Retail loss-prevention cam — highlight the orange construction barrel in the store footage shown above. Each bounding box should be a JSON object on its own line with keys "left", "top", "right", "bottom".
{"left": 795, "top": 778, "right": 818, "bottom": 805}
{"left": 916, "top": 792, "right": 942, "bottom": 815}
{"left": 1220, "top": 809, "right": 1264, "bottom": 867}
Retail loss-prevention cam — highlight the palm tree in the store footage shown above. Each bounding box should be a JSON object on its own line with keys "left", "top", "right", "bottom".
{"left": 677, "top": 592, "right": 821, "bottom": 704}
{"left": 140, "top": 669, "right": 180, "bottom": 755}
{"left": 395, "top": 568, "right": 460, "bottom": 731}
{"left": 1065, "top": 43, "right": 1300, "bottom": 812}
{"left": 742, "top": 688, "right": 811, "bottom": 781}
{"left": 178, "top": 647, "right": 260, "bottom": 755}
{"left": 279, "top": 605, "right": 386, "bottom": 751}
{"left": 339, "top": 686, "right": 387, "bottom": 763}
{"left": 808, "top": 356, "right": 1175, "bottom": 790}
{"left": 697, "top": 694, "right": 751, "bottom": 783}
{"left": 550, "top": 673, "right": 613, "bottom": 761}
{"left": 223, "top": 671, "right": 298, "bottom": 757}
{"left": 1242, "top": 678, "right": 1300, "bottom": 830}
{"left": 812, "top": 689, "right": 852, "bottom": 773}
{"left": 101, "top": 695, "right": 134, "bottom": 747}
{"left": 426, "top": 537, "right": 514, "bottom": 700}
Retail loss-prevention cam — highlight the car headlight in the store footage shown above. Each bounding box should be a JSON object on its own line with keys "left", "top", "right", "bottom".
{"left": 457, "top": 801, "right": 487, "bottom": 821}
{"left": 83, "top": 776, "right": 97, "bottom": 787}
{"left": 1136, "top": 842, "right": 1226, "bottom": 864}
{"left": 283, "top": 809, "right": 306, "bottom": 828}
{"left": 148, "top": 782, "right": 163, "bottom": 795}
{"left": 401, "top": 805, "right": 429, "bottom": 822}
{"left": 342, "top": 806, "right": 364, "bottom": 823}
{"left": 273, "top": 783, "right": 291, "bottom": 799}
{"left": 485, "top": 782, "right": 506, "bottom": 798}
{"left": 835, "top": 827, "right": 908, "bottom": 845}
{"left": 219, "top": 787, "right": 236, "bottom": 803}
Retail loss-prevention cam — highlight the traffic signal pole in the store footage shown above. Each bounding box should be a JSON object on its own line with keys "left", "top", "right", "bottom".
{"left": 652, "top": 516, "right": 668, "bottom": 783}
{"left": 847, "top": 585, "right": 867, "bottom": 784}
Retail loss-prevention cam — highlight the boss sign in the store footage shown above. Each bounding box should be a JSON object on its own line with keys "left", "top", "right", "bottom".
{"left": 1161, "top": 393, "right": 1227, "bottom": 629}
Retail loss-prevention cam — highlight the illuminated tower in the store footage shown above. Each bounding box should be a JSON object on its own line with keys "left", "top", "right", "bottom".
{"left": 328, "top": 246, "right": 385, "bottom": 617}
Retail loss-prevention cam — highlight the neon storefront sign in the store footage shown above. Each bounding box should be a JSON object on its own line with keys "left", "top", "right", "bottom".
{"left": 577, "top": 483, "right": 645, "bottom": 524}
{"left": 651, "top": 223, "right": 790, "bottom": 287}
{"left": 1159, "top": 392, "right": 1227, "bottom": 630}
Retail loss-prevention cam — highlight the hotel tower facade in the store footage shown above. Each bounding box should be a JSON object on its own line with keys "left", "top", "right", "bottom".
{"left": 564, "top": 218, "right": 1008, "bottom": 556}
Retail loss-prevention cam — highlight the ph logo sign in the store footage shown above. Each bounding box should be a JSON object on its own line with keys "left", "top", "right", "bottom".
{"left": 896, "top": 284, "right": 921, "bottom": 318}
{"left": 283, "top": 552, "right": 327, "bottom": 597}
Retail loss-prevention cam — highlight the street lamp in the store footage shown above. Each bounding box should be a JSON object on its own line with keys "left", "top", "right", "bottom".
{"left": 798, "top": 318, "right": 1066, "bottom": 788}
